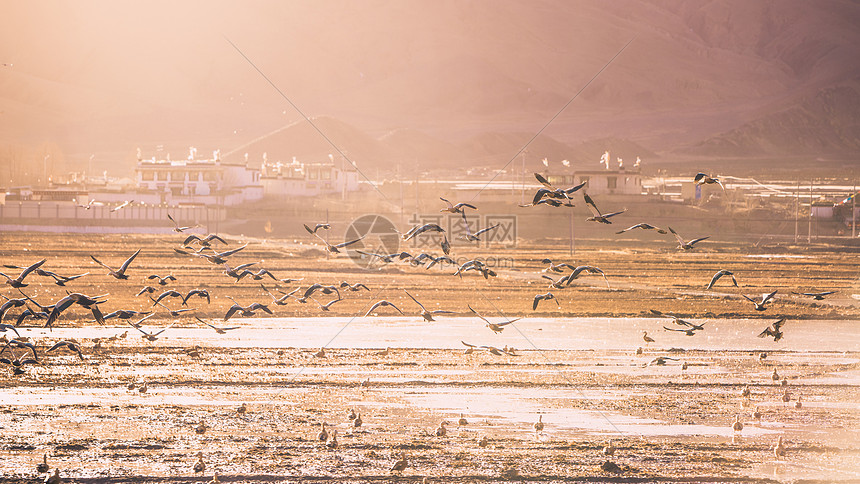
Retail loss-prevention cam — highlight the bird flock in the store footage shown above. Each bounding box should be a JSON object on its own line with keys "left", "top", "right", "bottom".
{"left": 0, "top": 173, "right": 840, "bottom": 479}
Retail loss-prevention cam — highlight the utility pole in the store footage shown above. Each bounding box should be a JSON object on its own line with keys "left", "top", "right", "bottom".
{"left": 569, "top": 209, "right": 575, "bottom": 256}
{"left": 521, "top": 150, "right": 527, "bottom": 205}
{"left": 853, "top": 181, "right": 856, "bottom": 238}
{"left": 794, "top": 179, "right": 799, "bottom": 244}
{"left": 807, "top": 179, "right": 813, "bottom": 244}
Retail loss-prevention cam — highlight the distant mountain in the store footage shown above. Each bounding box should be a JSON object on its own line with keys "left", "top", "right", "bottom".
{"left": 681, "top": 82, "right": 860, "bottom": 157}
{"left": 1, "top": 0, "right": 859, "bottom": 179}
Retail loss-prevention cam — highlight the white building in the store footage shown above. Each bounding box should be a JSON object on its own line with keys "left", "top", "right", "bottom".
{"left": 134, "top": 149, "right": 263, "bottom": 205}
{"left": 260, "top": 156, "right": 360, "bottom": 198}
{"left": 542, "top": 169, "right": 643, "bottom": 195}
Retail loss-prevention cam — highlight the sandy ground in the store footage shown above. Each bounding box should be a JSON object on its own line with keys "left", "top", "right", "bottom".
{"left": 0, "top": 232, "right": 858, "bottom": 483}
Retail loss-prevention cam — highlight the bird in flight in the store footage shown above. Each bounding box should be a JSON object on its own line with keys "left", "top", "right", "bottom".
{"left": 167, "top": 214, "right": 198, "bottom": 233}
{"left": 174, "top": 244, "right": 247, "bottom": 264}
{"left": 706, "top": 269, "right": 738, "bottom": 290}
{"left": 743, "top": 290, "right": 777, "bottom": 311}
{"left": 457, "top": 212, "right": 500, "bottom": 242}
{"left": 147, "top": 274, "right": 176, "bottom": 286}
{"left": 533, "top": 292, "right": 559, "bottom": 310}
{"left": 440, "top": 198, "right": 477, "bottom": 214}
{"left": 91, "top": 249, "right": 141, "bottom": 279}
{"left": 758, "top": 318, "right": 786, "bottom": 341}
{"left": 195, "top": 317, "right": 239, "bottom": 334}
{"left": 468, "top": 304, "right": 520, "bottom": 333}
{"left": 0, "top": 259, "right": 47, "bottom": 288}
{"left": 304, "top": 226, "right": 364, "bottom": 254}
{"left": 364, "top": 300, "right": 404, "bottom": 317}
{"left": 303, "top": 223, "right": 331, "bottom": 234}
{"left": 615, "top": 223, "right": 667, "bottom": 235}
{"left": 694, "top": 172, "right": 726, "bottom": 191}
{"left": 791, "top": 290, "right": 835, "bottom": 300}
{"left": 668, "top": 227, "right": 710, "bottom": 250}
{"left": 405, "top": 290, "right": 454, "bottom": 322}
{"left": 583, "top": 193, "right": 626, "bottom": 224}
{"left": 110, "top": 200, "right": 134, "bottom": 212}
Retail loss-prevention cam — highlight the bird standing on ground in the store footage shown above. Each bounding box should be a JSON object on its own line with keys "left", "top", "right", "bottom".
{"left": 390, "top": 453, "right": 408, "bottom": 474}
{"left": 193, "top": 452, "right": 205, "bottom": 474}
{"left": 36, "top": 454, "right": 49, "bottom": 474}
{"left": 732, "top": 415, "right": 744, "bottom": 433}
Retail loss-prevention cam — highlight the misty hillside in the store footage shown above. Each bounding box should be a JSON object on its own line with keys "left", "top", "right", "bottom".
{"left": 1, "top": 0, "right": 859, "bottom": 177}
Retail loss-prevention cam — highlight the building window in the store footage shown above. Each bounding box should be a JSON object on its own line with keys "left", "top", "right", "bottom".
{"left": 141, "top": 171, "right": 154, "bottom": 181}
{"left": 308, "top": 170, "right": 318, "bottom": 180}
{"left": 321, "top": 169, "right": 331, "bottom": 180}
{"left": 607, "top": 177, "right": 617, "bottom": 189}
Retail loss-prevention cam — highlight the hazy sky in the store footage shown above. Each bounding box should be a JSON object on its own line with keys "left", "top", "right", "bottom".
{"left": 2, "top": 1, "right": 859, "bottom": 174}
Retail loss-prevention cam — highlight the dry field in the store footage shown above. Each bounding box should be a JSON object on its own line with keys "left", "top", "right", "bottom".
{"left": 0, "top": 232, "right": 858, "bottom": 483}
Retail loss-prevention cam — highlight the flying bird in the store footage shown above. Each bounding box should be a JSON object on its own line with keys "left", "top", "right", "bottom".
{"left": 440, "top": 197, "right": 477, "bottom": 214}
{"left": 303, "top": 223, "right": 331, "bottom": 234}
{"left": 461, "top": 340, "right": 516, "bottom": 356}
{"left": 91, "top": 249, "right": 141, "bottom": 279}
{"left": 791, "top": 290, "right": 836, "bottom": 300}
{"left": 615, "top": 223, "right": 667, "bottom": 235}
{"left": 110, "top": 200, "right": 134, "bottom": 212}
{"left": 195, "top": 317, "right": 239, "bottom": 334}
{"left": 583, "top": 193, "right": 626, "bottom": 224}
{"left": 540, "top": 259, "right": 575, "bottom": 273}
{"left": 146, "top": 274, "right": 176, "bottom": 286}
{"left": 694, "top": 173, "right": 725, "bottom": 191}
{"left": 174, "top": 244, "right": 247, "bottom": 264}
{"left": 668, "top": 227, "right": 710, "bottom": 250}
{"left": 45, "top": 292, "right": 107, "bottom": 328}
{"left": 533, "top": 292, "right": 559, "bottom": 310}
{"left": 401, "top": 223, "right": 445, "bottom": 241}
{"left": 151, "top": 290, "right": 183, "bottom": 306}
{"left": 458, "top": 212, "right": 500, "bottom": 242}
{"left": 706, "top": 269, "right": 738, "bottom": 290}
{"left": 182, "top": 233, "right": 228, "bottom": 247}
{"left": 47, "top": 340, "right": 85, "bottom": 360}
{"left": 340, "top": 281, "right": 370, "bottom": 292}
{"left": 405, "top": 290, "right": 454, "bottom": 322}
{"left": 468, "top": 304, "right": 520, "bottom": 333}
{"left": 103, "top": 309, "right": 152, "bottom": 321}
{"left": 364, "top": 300, "right": 404, "bottom": 317}
{"left": 129, "top": 319, "right": 174, "bottom": 342}
{"left": 167, "top": 214, "right": 198, "bottom": 233}
{"left": 743, "top": 290, "right": 778, "bottom": 311}
{"left": 150, "top": 298, "right": 195, "bottom": 317}
{"left": 0, "top": 259, "right": 47, "bottom": 288}
{"left": 758, "top": 318, "right": 786, "bottom": 341}
{"left": 182, "top": 289, "right": 211, "bottom": 305}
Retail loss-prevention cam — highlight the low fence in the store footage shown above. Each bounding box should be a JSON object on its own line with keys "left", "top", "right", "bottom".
{"left": 0, "top": 201, "right": 226, "bottom": 234}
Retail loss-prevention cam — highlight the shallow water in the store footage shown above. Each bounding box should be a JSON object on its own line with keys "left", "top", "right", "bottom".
{"left": 19, "top": 317, "right": 860, "bottom": 353}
